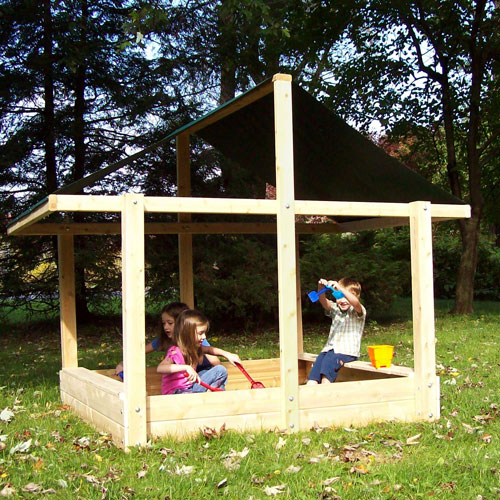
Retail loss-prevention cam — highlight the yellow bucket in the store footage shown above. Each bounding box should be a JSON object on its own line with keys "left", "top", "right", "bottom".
{"left": 368, "top": 345, "right": 394, "bottom": 369}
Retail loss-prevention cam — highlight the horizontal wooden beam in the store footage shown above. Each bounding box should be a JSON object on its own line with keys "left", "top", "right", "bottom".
{"left": 295, "top": 201, "right": 470, "bottom": 219}
{"left": 7, "top": 198, "right": 52, "bottom": 235}
{"left": 51, "top": 194, "right": 122, "bottom": 212}
{"left": 8, "top": 195, "right": 470, "bottom": 237}
{"left": 144, "top": 196, "right": 278, "bottom": 214}
{"left": 15, "top": 221, "right": 341, "bottom": 236}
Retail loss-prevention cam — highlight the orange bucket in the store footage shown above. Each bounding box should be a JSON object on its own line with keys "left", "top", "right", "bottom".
{"left": 368, "top": 345, "right": 394, "bottom": 369}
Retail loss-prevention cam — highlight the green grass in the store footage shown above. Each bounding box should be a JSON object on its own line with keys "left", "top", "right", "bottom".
{"left": 1, "top": 299, "right": 499, "bottom": 499}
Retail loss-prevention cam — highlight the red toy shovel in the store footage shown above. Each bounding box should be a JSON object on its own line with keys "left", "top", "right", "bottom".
{"left": 184, "top": 372, "right": 224, "bottom": 392}
{"left": 235, "top": 362, "right": 265, "bottom": 389}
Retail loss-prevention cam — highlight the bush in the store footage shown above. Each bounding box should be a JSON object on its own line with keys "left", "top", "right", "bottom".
{"left": 299, "top": 232, "right": 406, "bottom": 319}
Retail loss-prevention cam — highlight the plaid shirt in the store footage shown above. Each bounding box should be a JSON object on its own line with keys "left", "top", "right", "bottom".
{"left": 321, "top": 303, "right": 367, "bottom": 357}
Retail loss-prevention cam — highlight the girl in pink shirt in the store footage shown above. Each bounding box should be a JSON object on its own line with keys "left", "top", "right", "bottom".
{"left": 157, "top": 309, "right": 241, "bottom": 394}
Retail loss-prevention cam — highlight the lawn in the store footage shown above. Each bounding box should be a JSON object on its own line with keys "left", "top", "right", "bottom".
{"left": 0, "top": 299, "right": 499, "bottom": 499}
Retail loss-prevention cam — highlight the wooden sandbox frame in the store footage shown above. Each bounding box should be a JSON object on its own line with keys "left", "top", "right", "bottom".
{"left": 8, "top": 74, "right": 470, "bottom": 449}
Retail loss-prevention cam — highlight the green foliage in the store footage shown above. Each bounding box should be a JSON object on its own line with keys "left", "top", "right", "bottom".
{"left": 299, "top": 232, "right": 406, "bottom": 319}
{"left": 193, "top": 235, "right": 278, "bottom": 328}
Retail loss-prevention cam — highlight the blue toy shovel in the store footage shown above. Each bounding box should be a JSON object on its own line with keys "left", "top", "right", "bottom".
{"left": 308, "top": 286, "right": 344, "bottom": 303}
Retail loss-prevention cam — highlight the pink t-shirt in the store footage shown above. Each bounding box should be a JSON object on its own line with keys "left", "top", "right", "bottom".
{"left": 161, "top": 346, "right": 193, "bottom": 395}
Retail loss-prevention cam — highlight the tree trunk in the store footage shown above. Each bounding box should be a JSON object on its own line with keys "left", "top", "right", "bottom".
{"left": 72, "top": 0, "right": 90, "bottom": 322}
{"left": 451, "top": 216, "right": 480, "bottom": 313}
{"left": 42, "top": 0, "right": 57, "bottom": 194}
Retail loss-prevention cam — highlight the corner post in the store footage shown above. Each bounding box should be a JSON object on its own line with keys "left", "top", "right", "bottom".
{"left": 58, "top": 234, "right": 78, "bottom": 368}
{"left": 121, "top": 193, "right": 147, "bottom": 448}
{"left": 176, "top": 133, "right": 194, "bottom": 307}
{"left": 409, "top": 201, "right": 440, "bottom": 421}
{"left": 274, "top": 74, "right": 299, "bottom": 432}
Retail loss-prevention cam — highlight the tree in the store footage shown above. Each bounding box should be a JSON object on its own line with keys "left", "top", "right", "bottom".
{"left": 318, "top": 0, "right": 500, "bottom": 313}
{"left": 0, "top": 0, "right": 192, "bottom": 320}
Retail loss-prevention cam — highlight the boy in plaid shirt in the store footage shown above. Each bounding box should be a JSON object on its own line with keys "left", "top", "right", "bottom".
{"left": 307, "top": 277, "right": 366, "bottom": 385}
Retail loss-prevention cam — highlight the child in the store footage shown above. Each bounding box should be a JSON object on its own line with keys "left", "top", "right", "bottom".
{"left": 307, "top": 277, "right": 366, "bottom": 385}
{"left": 115, "top": 302, "right": 219, "bottom": 376}
{"left": 157, "top": 309, "right": 241, "bottom": 394}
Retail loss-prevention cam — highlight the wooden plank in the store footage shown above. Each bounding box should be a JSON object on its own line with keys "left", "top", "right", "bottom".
{"left": 144, "top": 196, "right": 277, "bottom": 215}
{"left": 149, "top": 410, "right": 282, "bottom": 439}
{"left": 61, "top": 367, "right": 124, "bottom": 393}
{"left": 148, "top": 386, "right": 281, "bottom": 421}
{"left": 299, "top": 377, "right": 414, "bottom": 410}
{"left": 121, "top": 193, "right": 147, "bottom": 447}
{"left": 176, "top": 133, "right": 194, "bottom": 307}
{"left": 274, "top": 76, "right": 300, "bottom": 432}
{"left": 295, "top": 200, "right": 410, "bottom": 217}
{"left": 296, "top": 236, "right": 304, "bottom": 354}
{"left": 60, "top": 369, "right": 124, "bottom": 423}
{"left": 299, "top": 399, "right": 417, "bottom": 430}
{"left": 430, "top": 204, "right": 470, "bottom": 219}
{"left": 16, "top": 221, "right": 340, "bottom": 236}
{"left": 7, "top": 197, "right": 53, "bottom": 235}
{"left": 51, "top": 194, "right": 122, "bottom": 212}
{"left": 409, "top": 201, "right": 439, "bottom": 421}
{"left": 298, "top": 353, "right": 414, "bottom": 377}
{"left": 58, "top": 235, "right": 77, "bottom": 368}
{"left": 61, "top": 391, "right": 125, "bottom": 448}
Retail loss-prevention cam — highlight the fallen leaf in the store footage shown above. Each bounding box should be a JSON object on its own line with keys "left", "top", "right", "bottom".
{"left": 301, "top": 438, "right": 311, "bottom": 446}
{"left": 275, "top": 437, "right": 287, "bottom": 450}
{"left": 264, "top": 484, "right": 286, "bottom": 496}
{"left": 0, "top": 484, "right": 16, "bottom": 498}
{"left": 217, "top": 478, "right": 227, "bottom": 489}
{"left": 159, "top": 447, "right": 174, "bottom": 456}
{"left": 406, "top": 434, "right": 421, "bottom": 445}
{"left": 285, "top": 465, "right": 301, "bottom": 473}
{"left": 349, "top": 464, "right": 369, "bottom": 474}
{"left": 0, "top": 409, "right": 14, "bottom": 423}
{"left": 22, "top": 483, "right": 41, "bottom": 493}
{"left": 175, "top": 465, "right": 194, "bottom": 476}
{"left": 322, "top": 477, "right": 340, "bottom": 486}
{"left": 9, "top": 438, "right": 32, "bottom": 454}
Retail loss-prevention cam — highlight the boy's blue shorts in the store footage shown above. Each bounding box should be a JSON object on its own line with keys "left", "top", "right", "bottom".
{"left": 308, "top": 350, "right": 357, "bottom": 383}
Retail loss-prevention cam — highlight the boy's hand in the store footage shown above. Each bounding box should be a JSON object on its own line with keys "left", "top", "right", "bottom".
{"left": 318, "top": 278, "right": 328, "bottom": 289}
{"left": 115, "top": 362, "right": 124, "bottom": 375}
{"left": 328, "top": 280, "right": 340, "bottom": 290}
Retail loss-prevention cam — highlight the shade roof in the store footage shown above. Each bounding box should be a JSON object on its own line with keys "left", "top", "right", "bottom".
{"left": 9, "top": 75, "right": 462, "bottom": 229}
{"left": 197, "top": 81, "right": 460, "bottom": 205}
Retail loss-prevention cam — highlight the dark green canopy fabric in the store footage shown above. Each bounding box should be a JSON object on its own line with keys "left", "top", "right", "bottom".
{"left": 9, "top": 78, "right": 462, "bottom": 230}
{"left": 197, "top": 82, "right": 461, "bottom": 206}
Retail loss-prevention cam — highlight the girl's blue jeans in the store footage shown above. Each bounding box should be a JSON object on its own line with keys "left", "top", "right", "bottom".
{"left": 308, "top": 350, "right": 357, "bottom": 383}
{"left": 190, "top": 365, "right": 228, "bottom": 392}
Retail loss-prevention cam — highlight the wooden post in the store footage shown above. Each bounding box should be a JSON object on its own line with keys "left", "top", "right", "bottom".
{"left": 58, "top": 234, "right": 78, "bottom": 368}
{"left": 176, "top": 133, "right": 194, "bottom": 307}
{"left": 409, "top": 201, "right": 439, "bottom": 421}
{"left": 296, "top": 235, "right": 304, "bottom": 354}
{"left": 121, "top": 193, "right": 147, "bottom": 448}
{"left": 274, "top": 74, "right": 299, "bottom": 432}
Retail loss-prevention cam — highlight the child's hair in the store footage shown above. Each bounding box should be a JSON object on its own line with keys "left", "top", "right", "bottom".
{"left": 338, "top": 277, "right": 362, "bottom": 298}
{"left": 173, "top": 309, "right": 210, "bottom": 366}
{"left": 158, "top": 302, "right": 189, "bottom": 350}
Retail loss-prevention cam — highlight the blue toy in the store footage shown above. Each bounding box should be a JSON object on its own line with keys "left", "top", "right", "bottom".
{"left": 118, "top": 371, "right": 124, "bottom": 380}
{"left": 308, "top": 286, "right": 344, "bottom": 303}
